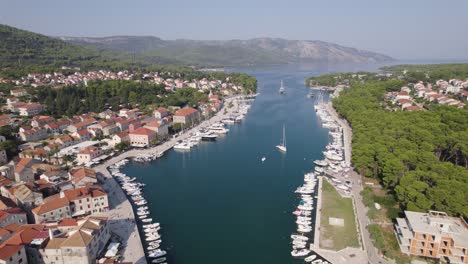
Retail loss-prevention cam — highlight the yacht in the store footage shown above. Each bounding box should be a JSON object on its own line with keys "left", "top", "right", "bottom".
{"left": 305, "top": 255, "right": 317, "bottom": 262}
{"left": 279, "top": 80, "right": 286, "bottom": 94}
{"left": 174, "top": 142, "right": 191, "bottom": 150}
{"left": 149, "top": 250, "right": 167, "bottom": 258}
{"left": 276, "top": 124, "right": 287, "bottom": 152}
{"left": 152, "top": 257, "right": 166, "bottom": 263}
{"left": 291, "top": 249, "right": 310, "bottom": 257}
{"left": 307, "top": 91, "right": 314, "bottom": 98}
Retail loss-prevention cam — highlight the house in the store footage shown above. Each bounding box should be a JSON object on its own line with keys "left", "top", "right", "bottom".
{"left": 76, "top": 146, "right": 102, "bottom": 164}
{"left": 394, "top": 210, "right": 468, "bottom": 263}
{"left": 173, "top": 107, "right": 200, "bottom": 124}
{"left": 38, "top": 216, "right": 111, "bottom": 264}
{"left": 111, "top": 132, "right": 129, "bottom": 147}
{"left": 0, "top": 209, "right": 27, "bottom": 228}
{"left": 405, "top": 105, "right": 424, "bottom": 112}
{"left": 69, "top": 168, "right": 97, "bottom": 187}
{"left": 18, "top": 103, "right": 43, "bottom": 117}
{"left": 0, "top": 225, "right": 45, "bottom": 264}
{"left": 144, "top": 120, "right": 169, "bottom": 136}
{"left": 66, "top": 119, "right": 95, "bottom": 133}
{"left": 31, "top": 116, "right": 55, "bottom": 128}
{"left": 153, "top": 107, "right": 170, "bottom": 120}
{"left": 33, "top": 186, "right": 108, "bottom": 222}
{"left": 128, "top": 127, "right": 157, "bottom": 147}
{"left": 14, "top": 158, "right": 42, "bottom": 183}
{"left": 9, "top": 89, "right": 27, "bottom": 97}
{"left": 73, "top": 129, "right": 92, "bottom": 142}
{"left": 102, "top": 124, "right": 119, "bottom": 136}
{"left": 31, "top": 196, "right": 71, "bottom": 223}
{"left": 128, "top": 121, "right": 142, "bottom": 132}
{"left": 18, "top": 127, "right": 48, "bottom": 142}
{"left": 396, "top": 99, "right": 413, "bottom": 110}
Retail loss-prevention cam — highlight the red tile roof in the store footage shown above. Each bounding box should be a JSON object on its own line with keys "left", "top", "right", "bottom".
{"left": 174, "top": 107, "right": 198, "bottom": 117}
{"left": 130, "top": 127, "right": 156, "bottom": 136}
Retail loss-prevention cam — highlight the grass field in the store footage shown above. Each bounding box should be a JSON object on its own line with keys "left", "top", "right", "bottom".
{"left": 319, "top": 179, "right": 360, "bottom": 250}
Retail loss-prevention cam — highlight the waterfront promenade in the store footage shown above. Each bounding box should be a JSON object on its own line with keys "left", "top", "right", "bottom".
{"left": 324, "top": 102, "right": 390, "bottom": 264}
{"left": 93, "top": 96, "right": 243, "bottom": 263}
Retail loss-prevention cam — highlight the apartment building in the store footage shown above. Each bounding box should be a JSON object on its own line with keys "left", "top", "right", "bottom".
{"left": 395, "top": 210, "right": 468, "bottom": 263}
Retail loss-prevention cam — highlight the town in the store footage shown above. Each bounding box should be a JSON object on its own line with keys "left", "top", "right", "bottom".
{"left": 0, "top": 68, "right": 255, "bottom": 264}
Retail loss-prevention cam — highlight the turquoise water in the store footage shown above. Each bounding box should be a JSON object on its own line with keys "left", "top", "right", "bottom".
{"left": 122, "top": 63, "right": 381, "bottom": 264}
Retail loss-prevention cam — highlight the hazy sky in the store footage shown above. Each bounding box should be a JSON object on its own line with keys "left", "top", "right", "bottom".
{"left": 1, "top": 0, "right": 467, "bottom": 60}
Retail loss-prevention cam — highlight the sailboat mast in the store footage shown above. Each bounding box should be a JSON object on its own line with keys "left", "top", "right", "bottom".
{"left": 283, "top": 124, "right": 286, "bottom": 147}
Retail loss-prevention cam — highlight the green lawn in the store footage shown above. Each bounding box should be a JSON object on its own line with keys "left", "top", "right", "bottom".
{"left": 319, "top": 179, "right": 360, "bottom": 250}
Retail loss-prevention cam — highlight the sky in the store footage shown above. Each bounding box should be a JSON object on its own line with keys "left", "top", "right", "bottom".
{"left": 1, "top": 0, "right": 467, "bottom": 60}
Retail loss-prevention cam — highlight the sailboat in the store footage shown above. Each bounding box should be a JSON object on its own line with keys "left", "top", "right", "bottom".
{"left": 279, "top": 80, "right": 286, "bottom": 94}
{"left": 276, "top": 124, "right": 287, "bottom": 152}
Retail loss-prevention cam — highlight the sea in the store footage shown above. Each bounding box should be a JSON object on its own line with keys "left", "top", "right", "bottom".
{"left": 122, "top": 62, "right": 387, "bottom": 264}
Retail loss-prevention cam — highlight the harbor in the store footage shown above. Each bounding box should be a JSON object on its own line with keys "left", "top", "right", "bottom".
{"left": 102, "top": 64, "right": 382, "bottom": 264}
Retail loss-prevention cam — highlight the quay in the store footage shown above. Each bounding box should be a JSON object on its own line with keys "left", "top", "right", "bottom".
{"left": 93, "top": 95, "right": 249, "bottom": 263}
{"left": 311, "top": 102, "right": 390, "bottom": 264}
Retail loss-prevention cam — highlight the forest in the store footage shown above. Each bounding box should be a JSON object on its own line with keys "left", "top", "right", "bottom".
{"left": 32, "top": 81, "right": 208, "bottom": 117}
{"left": 332, "top": 80, "right": 468, "bottom": 216}
{"left": 381, "top": 63, "right": 468, "bottom": 83}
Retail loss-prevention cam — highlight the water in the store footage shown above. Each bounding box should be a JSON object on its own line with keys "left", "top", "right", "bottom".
{"left": 122, "top": 63, "right": 383, "bottom": 264}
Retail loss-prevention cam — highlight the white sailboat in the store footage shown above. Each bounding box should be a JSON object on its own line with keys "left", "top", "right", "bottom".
{"left": 276, "top": 124, "right": 287, "bottom": 152}
{"left": 279, "top": 80, "right": 286, "bottom": 94}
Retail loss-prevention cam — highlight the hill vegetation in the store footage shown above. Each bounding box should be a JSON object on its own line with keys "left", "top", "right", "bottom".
{"left": 380, "top": 63, "right": 468, "bottom": 83}
{"left": 332, "top": 80, "right": 468, "bottom": 216}
{"left": 62, "top": 36, "right": 394, "bottom": 67}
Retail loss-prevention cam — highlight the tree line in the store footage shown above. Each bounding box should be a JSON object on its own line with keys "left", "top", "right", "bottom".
{"left": 332, "top": 80, "right": 468, "bottom": 216}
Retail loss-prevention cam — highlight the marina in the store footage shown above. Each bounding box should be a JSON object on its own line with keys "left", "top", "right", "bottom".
{"left": 112, "top": 64, "right": 382, "bottom": 263}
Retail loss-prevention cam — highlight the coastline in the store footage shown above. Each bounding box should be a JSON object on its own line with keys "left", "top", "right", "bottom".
{"left": 319, "top": 102, "right": 390, "bottom": 264}
{"left": 93, "top": 95, "right": 249, "bottom": 262}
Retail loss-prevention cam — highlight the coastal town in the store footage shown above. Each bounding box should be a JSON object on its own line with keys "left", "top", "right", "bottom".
{"left": 0, "top": 67, "right": 256, "bottom": 264}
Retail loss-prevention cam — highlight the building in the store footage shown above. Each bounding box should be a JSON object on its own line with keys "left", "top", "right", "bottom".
{"left": 39, "top": 216, "right": 110, "bottom": 264}
{"left": 32, "top": 186, "right": 108, "bottom": 223}
{"left": 395, "top": 210, "right": 468, "bottom": 263}
{"left": 18, "top": 103, "right": 43, "bottom": 117}
{"left": 9, "top": 89, "right": 27, "bottom": 97}
{"left": 0, "top": 209, "right": 27, "bottom": 229}
{"left": 111, "top": 132, "right": 129, "bottom": 147}
{"left": 128, "top": 127, "right": 157, "bottom": 147}
{"left": 69, "top": 168, "right": 97, "bottom": 187}
{"left": 173, "top": 107, "right": 200, "bottom": 124}
{"left": 31, "top": 197, "right": 71, "bottom": 223}
{"left": 14, "top": 158, "right": 42, "bottom": 183}
{"left": 144, "top": 120, "right": 169, "bottom": 137}
{"left": 153, "top": 107, "right": 169, "bottom": 120}
{"left": 76, "top": 146, "right": 102, "bottom": 164}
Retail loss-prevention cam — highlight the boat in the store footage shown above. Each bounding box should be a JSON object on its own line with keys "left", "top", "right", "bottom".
{"left": 148, "top": 244, "right": 160, "bottom": 250}
{"left": 279, "top": 80, "right": 286, "bottom": 94}
{"left": 276, "top": 124, "right": 287, "bottom": 152}
{"left": 307, "top": 92, "right": 314, "bottom": 98}
{"left": 305, "top": 255, "right": 317, "bottom": 262}
{"left": 291, "top": 249, "right": 310, "bottom": 257}
{"left": 152, "top": 257, "right": 166, "bottom": 263}
{"left": 148, "top": 250, "right": 167, "bottom": 258}
{"left": 261, "top": 156, "right": 266, "bottom": 162}
{"left": 141, "top": 218, "right": 152, "bottom": 223}
{"left": 314, "top": 160, "right": 328, "bottom": 166}
{"left": 200, "top": 133, "right": 217, "bottom": 141}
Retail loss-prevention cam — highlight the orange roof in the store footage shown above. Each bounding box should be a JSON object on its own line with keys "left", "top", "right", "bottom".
{"left": 70, "top": 168, "right": 96, "bottom": 183}
{"left": 145, "top": 121, "right": 161, "bottom": 128}
{"left": 130, "top": 127, "right": 156, "bottom": 136}
{"left": 0, "top": 245, "right": 23, "bottom": 260}
{"left": 174, "top": 107, "right": 198, "bottom": 117}
{"left": 32, "top": 197, "right": 69, "bottom": 215}
{"left": 58, "top": 218, "right": 78, "bottom": 227}
{"left": 78, "top": 146, "right": 99, "bottom": 155}
{"left": 3, "top": 227, "right": 41, "bottom": 245}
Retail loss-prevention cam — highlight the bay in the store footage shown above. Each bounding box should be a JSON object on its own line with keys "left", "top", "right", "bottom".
{"left": 122, "top": 62, "right": 383, "bottom": 264}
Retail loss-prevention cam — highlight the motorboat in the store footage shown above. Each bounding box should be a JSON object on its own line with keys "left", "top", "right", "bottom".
{"left": 305, "top": 255, "right": 317, "bottom": 262}
{"left": 147, "top": 244, "right": 160, "bottom": 250}
{"left": 148, "top": 250, "right": 167, "bottom": 258}
{"left": 314, "top": 160, "right": 328, "bottom": 166}
{"left": 261, "top": 156, "right": 266, "bottom": 162}
{"left": 141, "top": 218, "right": 152, "bottom": 223}
{"left": 291, "top": 249, "right": 310, "bottom": 257}
{"left": 152, "top": 257, "right": 166, "bottom": 263}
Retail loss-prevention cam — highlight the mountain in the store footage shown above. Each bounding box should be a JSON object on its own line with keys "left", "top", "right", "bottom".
{"left": 61, "top": 36, "right": 394, "bottom": 66}
{"left": 0, "top": 24, "right": 103, "bottom": 77}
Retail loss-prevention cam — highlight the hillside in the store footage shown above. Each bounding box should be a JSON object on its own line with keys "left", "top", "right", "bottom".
{"left": 61, "top": 36, "right": 394, "bottom": 66}
{"left": 0, "top": 24, "right": 181, "bottom": 78}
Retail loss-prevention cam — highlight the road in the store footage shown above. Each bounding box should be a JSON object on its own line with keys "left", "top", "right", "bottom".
{"left": 325, "top": 102, "right": 390, "bottom": 264}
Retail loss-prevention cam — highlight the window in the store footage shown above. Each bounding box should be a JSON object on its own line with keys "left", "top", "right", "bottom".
{"left": 444, "top": 241, "right": 448, "bottom": 246}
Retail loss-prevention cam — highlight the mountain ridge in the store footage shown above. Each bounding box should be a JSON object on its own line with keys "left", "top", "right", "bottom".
{"left": 60, "top": 36, "right": 394, "bottom": 66}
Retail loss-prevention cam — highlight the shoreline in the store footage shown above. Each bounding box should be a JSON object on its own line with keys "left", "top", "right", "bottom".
{"left": 318, "top": 102, "right": 390, "bottom": 264}
{"left": 93, "top": 95, "right": 251, "bottom": 262}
